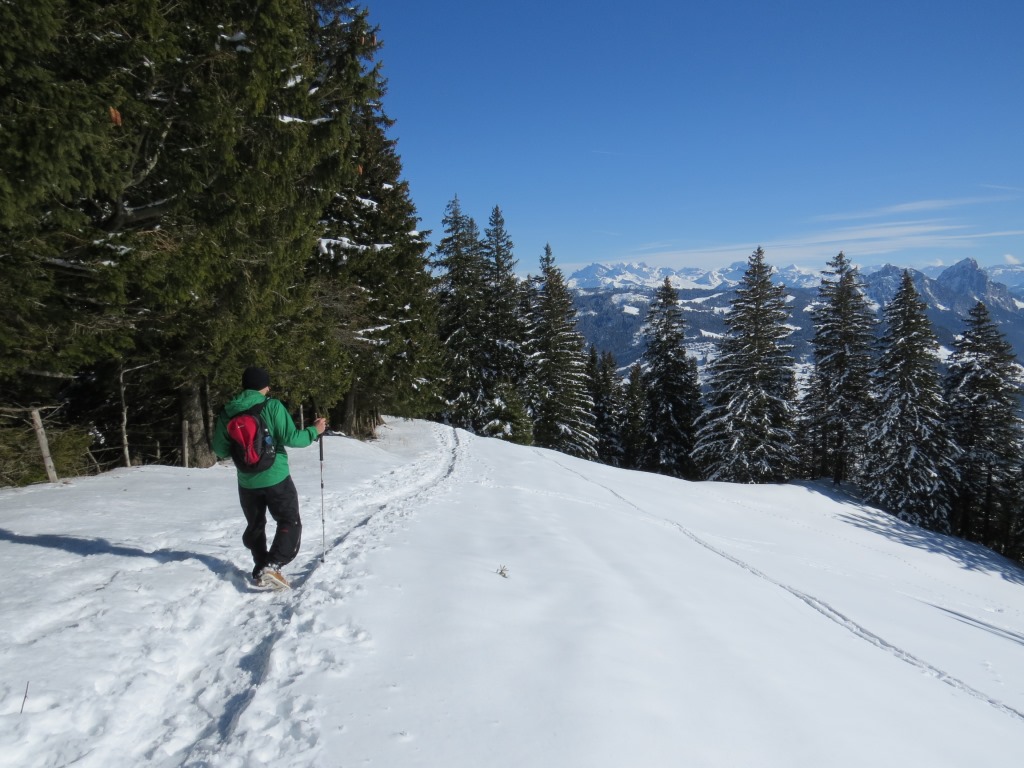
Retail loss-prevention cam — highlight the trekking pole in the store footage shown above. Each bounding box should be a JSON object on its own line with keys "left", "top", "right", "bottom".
{"left": 319, "top": 431, "right": 326, "bottom": 562}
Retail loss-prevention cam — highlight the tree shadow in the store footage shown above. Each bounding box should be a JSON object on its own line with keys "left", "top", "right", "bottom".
{"left": 0, "top": 527, "right": 247, "bottom": 591}
{"left": 791, "top": 481, "right": 1024, "bottom": 587}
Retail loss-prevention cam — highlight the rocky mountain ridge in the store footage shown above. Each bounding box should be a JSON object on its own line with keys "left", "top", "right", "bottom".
{"left": 570, "top": 258, "right": 1024, "bottom": 371}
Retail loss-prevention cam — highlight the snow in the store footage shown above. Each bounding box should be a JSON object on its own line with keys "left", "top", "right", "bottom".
{"left": 700, "top": 329, "right": 727, "bottom": 339}
{"left": 2, "top": 419, "right": 1023, "bottom": 767}
{"left": 680, "top": 292, "right": 725, "bottom": 305}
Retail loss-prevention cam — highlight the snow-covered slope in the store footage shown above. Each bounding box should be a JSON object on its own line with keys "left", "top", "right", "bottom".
{"left": 2, "top": 419, "right": 1022, "bottom": 767}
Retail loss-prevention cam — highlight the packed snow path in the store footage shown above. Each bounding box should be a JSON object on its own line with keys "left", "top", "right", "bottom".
{"left": 1, "top": 419, "right": 1022, "bottom": 767}
{"left": 1, "top": 422, "right": 463, "bottom": 767}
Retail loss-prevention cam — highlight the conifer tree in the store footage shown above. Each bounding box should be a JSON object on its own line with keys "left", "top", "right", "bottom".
{"left": 480, "top": 382, "right": 534, "bottom": 444}
{"left": 314, "top": 31, "right": 442, "bottom": 437}
{"left": 120, "top": 0, "right": 377, "bottom": 462}
{"left": 641, "top": 278, "right": 701, "bottom": 479}
{"left": 0, "top": 0, "right": 158, "bottom": 401}
{"left": 1, "top": 1, "right": 396, "bottom": 469}
{"left": 482, "top": 207, "right": 528, "bottom": 378}
{"left": 861, "top": 271, "right": 957, "bottom": 531}
{"left": 478, "top": 206, "right": 532, "bottom": 440}
{"left": 801, "top": 252, "right": 877, "bottom": 484}
{"left": 531, "top": 245, "right": 597, "bottom": 459}
{"left": 620, "top": 364, "right": 650, "bottom": 470}
{"left": 944, "top": 302, "right": 1024, "bottom": 548}
{"left": 692, "top": 248, "right": 797, "bottom": 482}
{"left": 432, "top": 197, "right": 490, "bottom": 431}
{"left": 587, "top": 347, "right": 626, "bottom": 466}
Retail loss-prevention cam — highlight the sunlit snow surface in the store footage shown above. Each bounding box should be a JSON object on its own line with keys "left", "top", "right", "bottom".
{"left": 2, "top": 420, "right": 1022, "bottom": 767}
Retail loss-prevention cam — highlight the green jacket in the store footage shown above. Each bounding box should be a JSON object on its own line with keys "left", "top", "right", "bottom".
{"left": 212, "top": 389, "right": 320, "bottom": 489}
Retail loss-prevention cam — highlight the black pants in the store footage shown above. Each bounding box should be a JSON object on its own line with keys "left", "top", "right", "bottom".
{"left": 238, "top": 475, "right": 302, "bottom": 570}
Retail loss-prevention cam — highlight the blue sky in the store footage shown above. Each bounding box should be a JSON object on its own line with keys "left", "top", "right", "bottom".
{"left": 366, "top": 0, "right": 1024, "bottom": 276}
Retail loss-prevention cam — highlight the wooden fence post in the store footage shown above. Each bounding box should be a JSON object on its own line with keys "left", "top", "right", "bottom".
{"left": 119, "top": 368, "right": 131, "bottom": 467}
{"left": 31, "top": 409, "right": 59, "bottom": 483}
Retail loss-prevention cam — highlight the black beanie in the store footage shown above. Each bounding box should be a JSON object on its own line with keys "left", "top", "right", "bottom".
{"left": 242, "top": 366, "right": 271, "bottom": 391}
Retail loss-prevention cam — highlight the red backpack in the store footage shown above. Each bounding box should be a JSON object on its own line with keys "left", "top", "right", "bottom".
{"left": 226, "top": 400, "right": 276, "bottom": 473}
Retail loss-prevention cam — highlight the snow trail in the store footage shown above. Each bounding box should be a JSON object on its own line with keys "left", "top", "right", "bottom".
{"left": 177, "top": 423, "right": 462, "bottom": 766}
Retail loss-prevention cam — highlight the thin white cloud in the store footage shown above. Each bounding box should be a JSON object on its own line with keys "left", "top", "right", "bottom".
{"left": 814, "top": 196, "right": 1015, "bottom": 222}
{"left": 602, "top": 192, "right": 1023, "bottom": 272}
{"left": 621, "top": 220, "right": 1024, "bottom": 271}
{"left": 979, "top": 183, "right": 1023, "bottom": 193}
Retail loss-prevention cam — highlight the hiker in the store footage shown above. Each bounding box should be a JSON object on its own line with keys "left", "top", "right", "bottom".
{"left": 212, "top": 366, "right": 326, "bottom": 588}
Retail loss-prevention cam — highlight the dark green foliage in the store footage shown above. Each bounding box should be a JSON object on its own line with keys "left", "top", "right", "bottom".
{"left": 620, "top": 364, "right": 649, "bottom": 470}
{"left": 482, "top": 207, "right": 528, "bottom": 380}
{"left": 530, "top": 246, "right": 597, "bottom": 459}
{"left": 431, "top": 197, "right": 490, "bottom": 431}
{"left": 430, "top": 201, "right": 538, "bottom": 442}
{"left": 693, "top": 248, "right": 797, "bottom": 482}
{"left": 316, "top": 33, "right": 442, "bottom": 437}
{"left": 588, "top": 347, "right": 626, "bottom": 466}
{"left": 944, "top": 302, "right": 1024, "bottom": 549}
{"left": 1, "top": 1, "right": 436, "bottom": 477}
{"left": 0, "top": 0, "right": 147, "bottom": 395}
{"left": 478, "top": 207, "right": 533, "bottom": 441}
{"left": 641, "top": 278, "right": 701, "bottom": 479}
{"left": 860, "top": 271, "right": 957, "bottom": 532}
{"left": 801, "top": 252, "right": 877, "bottom": 484}
{"left": 480, "top": 382, "right": 534, "bottom": 445}
{"left": 0, "top": 422, "right": 93, "bottom": 486}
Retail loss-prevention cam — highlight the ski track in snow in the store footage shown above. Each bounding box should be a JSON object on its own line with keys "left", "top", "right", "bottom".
{"left": 162, "top": 423, "right": 462, "bottom": 767}
{"left": 700, "top": 483, "right": 1024, "bottom": 619}
{"left": 537, "top": 451, "right": 1024, "bottom": 725}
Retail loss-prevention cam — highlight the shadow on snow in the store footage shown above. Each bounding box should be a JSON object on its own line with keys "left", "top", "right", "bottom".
{"left": 795, "top": 481, "right": 1024, "bottom": 587}
{"left": 0, "top": 527, "right": 245, "bottom": 589}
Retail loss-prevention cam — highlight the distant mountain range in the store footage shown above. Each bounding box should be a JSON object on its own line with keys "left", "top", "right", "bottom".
{"left": 568, "top": 261, "right": 823, "bottom": 291}
{"left": 567, "top": 259, "right": 1024, "bottom": 294}
{"left": 569, "top": 258, "right": 1024, "bottom": 371}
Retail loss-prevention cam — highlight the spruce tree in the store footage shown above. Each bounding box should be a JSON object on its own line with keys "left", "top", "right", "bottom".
{"left": 944, "top": 302, "right": 1024, "bottom": 548}
{"left": 641, "top": 278, "right": 702, "bottom": 479}
{"left": 1, "top": 1, "right": 391, "bottom": 469}
{"left": 0, "top": 0, "right": 156, "bottom": 401}
{"left": 480, "top": 382, "right": 534, "bottom": 444}
{"left": 478, "top": 206, "right": 532, "bottom": 441}
{"left": 119, "top": 0, "right": 376, "bottom": 463}
{"left": 692, "top": 247, "right": 797, "bottom": 482}
{"left": 861, "top": 271, "right": 957, "bottom": 531}
{"left": 432, "top": 197, "right": 490, "bottom": 431}
{"left": 620, "top": 364, "right": 650, "bottom": 470}
{"left": 315, "top": 32, "right": 442, "bottom": 437}
{"left": 587, "top": 347, "right": 626, "bottom": 466}
{"left": 531, "top": 245, "right": 597, "bottom": 459}
{"left": 802, "top": 252, "right": 877, "bottom": 484}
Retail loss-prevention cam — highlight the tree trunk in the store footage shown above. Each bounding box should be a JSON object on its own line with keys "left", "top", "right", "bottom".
{"left": 31, "top": 409, "right": 59, "bottom": 483}
{"left": 181, "top": 383, "right": 216, "bottom": 467}
{"left": 119, "top": 368, "right": 131, "bottom": 468}
{"left": 341, "top": 389, "right": 357, "bottom": 436}
{"left": 202, "top": 377, "right": 216, "bottom": 447}
{"left": 341, "top": 389, "right": 382, "bottom": 439}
